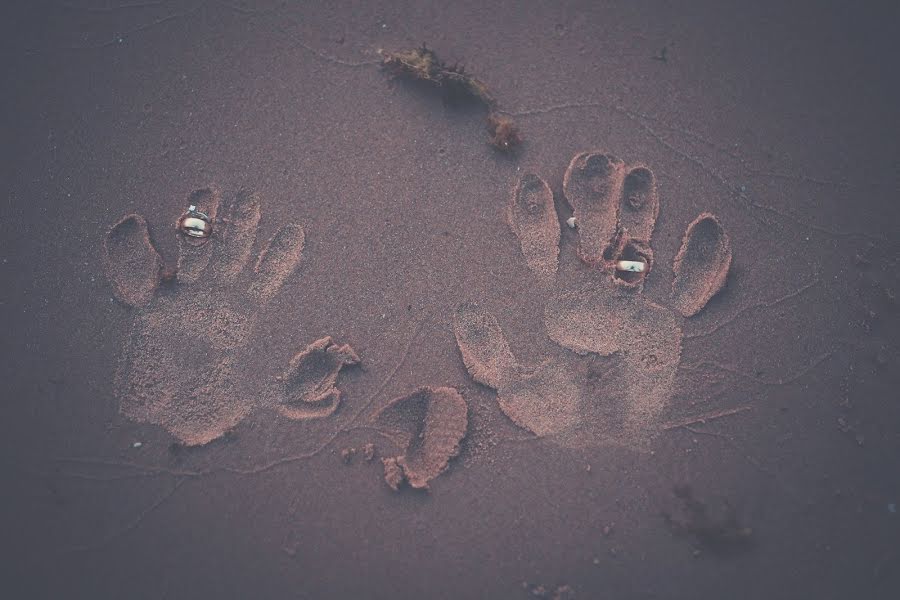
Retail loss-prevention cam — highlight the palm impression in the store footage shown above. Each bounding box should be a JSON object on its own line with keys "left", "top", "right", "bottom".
{"left": 455, "top": 152, "right": 732, "bottom": 448}
{"left": 103, "top": 188, "right": 358, "bottom": 446}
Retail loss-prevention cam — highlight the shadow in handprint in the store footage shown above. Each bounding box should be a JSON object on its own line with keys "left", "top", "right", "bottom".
{"left": 455, "top": 152, "right": 732, "bottom": 448}
{"left": 103, "top": 188, "right": 358, "bottom": 446}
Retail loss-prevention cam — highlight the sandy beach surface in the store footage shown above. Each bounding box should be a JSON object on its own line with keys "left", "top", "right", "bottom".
{"left": 2, "top": 1, "right": 899, "bottom": 598}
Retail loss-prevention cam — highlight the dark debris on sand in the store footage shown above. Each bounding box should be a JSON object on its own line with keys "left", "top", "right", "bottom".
{"left": 522, "top": 582, "right": 576, "bottom": 600}
{"left": 380, "top": 44, "right": 522, "bottom": 153}
{"left": 662, "top": 484, "right": 753, "bottom": 555}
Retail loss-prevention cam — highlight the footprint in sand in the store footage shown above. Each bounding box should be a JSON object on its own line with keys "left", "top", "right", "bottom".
{"left": 373, "top": 386, "right": 468, "bottom": 490}
{"left": 103, "top": 188, "right": 358, "bottom": 446}
{"left": 455, "top": 152, "right": 732, "bottom": 447}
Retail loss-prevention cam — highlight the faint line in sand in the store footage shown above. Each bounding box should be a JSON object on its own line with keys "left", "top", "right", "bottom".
{"left": 503, "top": 99, "right": 888, "bottom": 240}
{"left": 52, "top": 316, "right": 429, "bottom": 480}
{"left": 662, "top": 405, "right": 753, "bottom": 431}
{"left": 684, "top": 277, "right": 820, "bottom": 341}
{"left": 680, "top": 347, "right": 841, "bottom": 387}
{"left": 64, "top": 477, "right": 186, "bottom": 554}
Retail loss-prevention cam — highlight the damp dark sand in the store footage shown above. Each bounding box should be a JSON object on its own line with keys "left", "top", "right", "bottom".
{"left": 2, "top": 1, "right": 899, "bottom": 598}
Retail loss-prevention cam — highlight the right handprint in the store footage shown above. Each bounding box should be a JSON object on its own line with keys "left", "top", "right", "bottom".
{"left": 455, "top": 152, "right": 731, "bottom": 449}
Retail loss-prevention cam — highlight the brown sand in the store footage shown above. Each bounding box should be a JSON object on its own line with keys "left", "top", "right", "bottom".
{"left": 562, "top": 152, "right": 625, "bottom": 265}
{"left": 176, "top": 187, "right": 221, "bottom": 284}
{"left": 5, "top": 1, "right": 900, "bottom": 598}
{"left": 544, "top": 280, "right": 683, "bottom": 436}
{"left": 454, "top": 302, "right": 580, "bottom": 437}
{"left": 477, "top": 155, "right": 722, "bottom": 443}
{"left": 274, "top": 336, "right": 359, "bottom": 420}
{"left": 373, "top": 386, "right": 468, "bottom": 490}
{"left": 103, "top": 189, "right": 353, "bottom": 445}
{"left": 103, "top": 214, "right": 162, "bottom": 307}
{"left": 207, "top": 189, "right": 261, "bottom": 281}
{"left": 563, "top": 151, "right": 663, "bottom": 286}
{"left": 250, "top": 222, "right": 306, "bottom": 304}
{"left": 453, "top": 301, "right": 517, "bottom": 389}
{"left": 672, "top": 213, "right": 733, "bottom": 318}
{"left": 507, "top": 173, "right": 559, "bottom": 281}
{"left": 619, "top": 165, "right": 659, "bottom": 243}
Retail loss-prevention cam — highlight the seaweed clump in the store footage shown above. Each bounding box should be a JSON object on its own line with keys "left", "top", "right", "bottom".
{"left": 380, "top": 44, "right": 522, "bottom": 153}
{"left": 662, "top": 484, "right": 753, "bottom": 555}
{"left": 487, "top": 113, "right": 522, "bottom": 152}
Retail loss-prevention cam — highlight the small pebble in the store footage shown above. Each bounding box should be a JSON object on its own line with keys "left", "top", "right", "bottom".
{"left": 362, "top": 443, "right": 376, "bottom": 462}
{"left": 341, "top": 447, "right": 357, "bottom": 464}
{"left": 132, "top": 441, "right": 142, "bottom": 449}
{"left": 566, "top": 216, "right": 577, "bottom": 228}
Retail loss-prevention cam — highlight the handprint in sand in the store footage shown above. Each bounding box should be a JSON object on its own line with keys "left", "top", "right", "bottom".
{"left": 103, "top": 188, "right": 358, "bottom": 446}
{"left": 455, "top": 152, "right": 732, "bottom": 447}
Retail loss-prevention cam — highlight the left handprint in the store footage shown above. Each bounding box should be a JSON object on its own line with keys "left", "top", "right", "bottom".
{"left": 103, "top": 187, "right": 358, "bottom": 446}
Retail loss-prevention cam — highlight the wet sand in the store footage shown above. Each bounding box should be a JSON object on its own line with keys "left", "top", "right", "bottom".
{"left": 2, "top": 1, "right": 899, "bottom": 598}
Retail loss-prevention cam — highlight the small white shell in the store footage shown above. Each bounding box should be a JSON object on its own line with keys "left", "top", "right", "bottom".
{"left": 566, "top": 216, "right": 577, "bottom": 228}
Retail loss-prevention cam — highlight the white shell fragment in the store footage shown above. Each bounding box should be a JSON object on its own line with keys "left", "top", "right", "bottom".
{"left": 566, "top": 217, "right": 577, "bottom": 228}
{"left": 615, "top": 260, "right": 646, "bottom": 273}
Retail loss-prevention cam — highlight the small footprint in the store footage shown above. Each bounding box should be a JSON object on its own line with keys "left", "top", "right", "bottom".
{"left": 275, "top": 337, "right": 360, "bottom": 420}
{"left": 104, "top": 188, "right": 356, "bottom": 446}
{"left": 373, "top": 386, "right": 468, "bottom": 490}
{"left": 456, "top": 152, "right": 732, "bottom": 445}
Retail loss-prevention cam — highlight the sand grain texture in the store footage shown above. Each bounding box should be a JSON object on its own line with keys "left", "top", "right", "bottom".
{"left": 9, "top": 2, "right": 896, "bottom": 597}
{"left": 103, "top": 189, "right": 349, "bottom": 445}
{"left": 672, "top": 213, "right": 732, "bottom": 317}
{"left": 453, "top": 301, "right": 517, "bottom": 389}
{"left": 373, "top": 387, "right": 468, "bottom": 490}
{"left": 459, "top": 152, "right": 733, "bottom": 444}
{"left": 103, "top": 215, "right": 162, "bottom": 307}
{"left": 275, "top": 336, "right": 360, "bottom": 420}
{"left": 454, "top": 303, "right": 580, "bottom": 437}
{"left": 507, "top": 173, "right": 560, "bottom": 281}
{"left": 251, "top": 223, "right": 306, "bottom": 304}
{"left": 619, "top": 166, "right": 659, "bottom": 243}
{"left": 177, "top": 187, "right": 221, "bottom": 284}
{"left": 562, "top": 152, "right": 625, "bottom": 265}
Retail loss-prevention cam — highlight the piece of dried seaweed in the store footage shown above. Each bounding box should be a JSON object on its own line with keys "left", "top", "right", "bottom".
{"left": 380, "top": 44, "right": 521, "bottom": 153}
